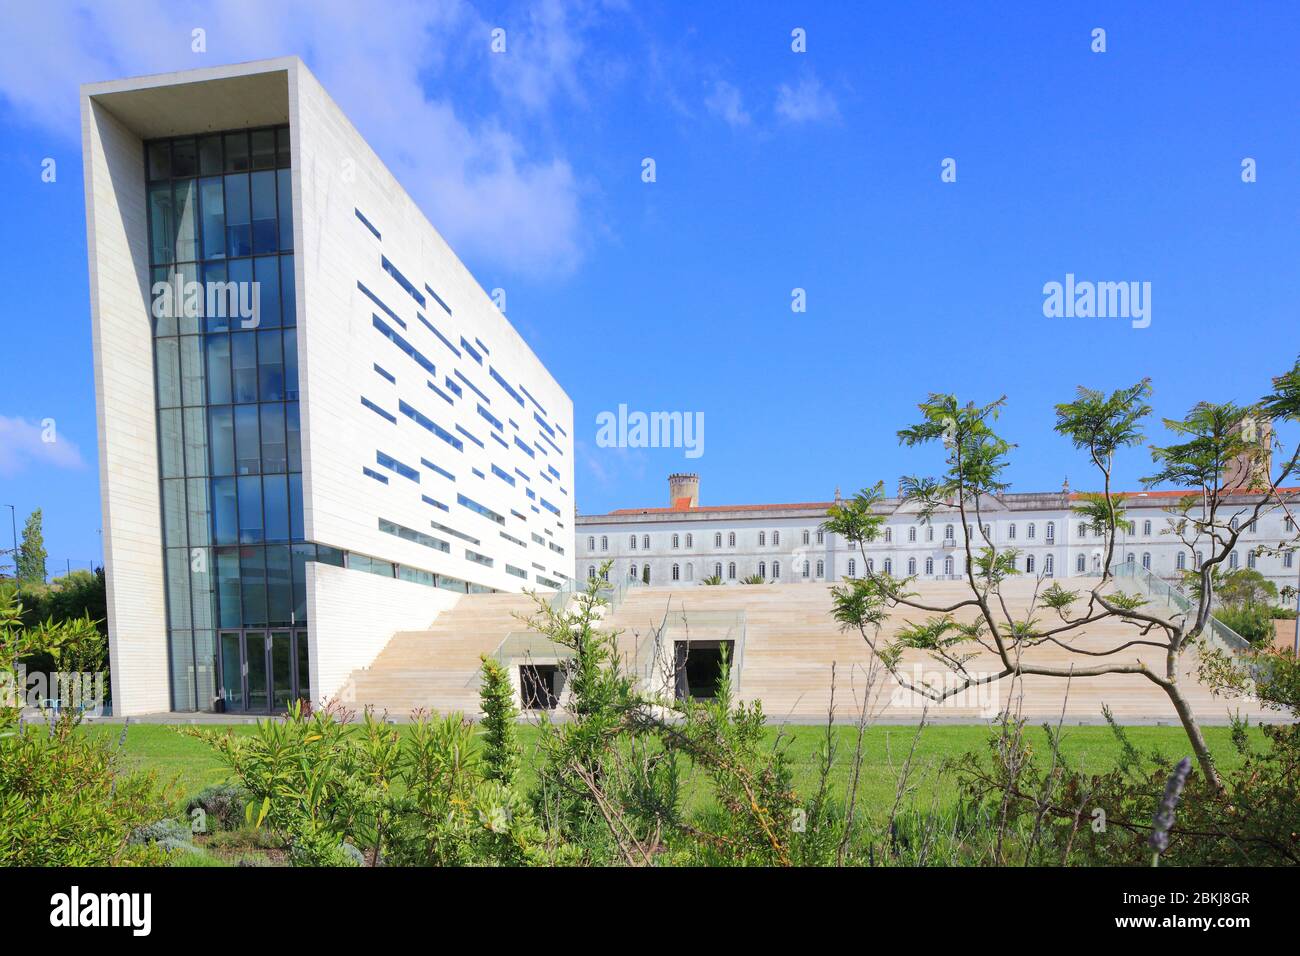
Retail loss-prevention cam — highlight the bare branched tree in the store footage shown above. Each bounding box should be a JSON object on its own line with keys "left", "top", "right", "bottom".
{"left": 823, "top": 359, "right": 1300, "bottom": 794}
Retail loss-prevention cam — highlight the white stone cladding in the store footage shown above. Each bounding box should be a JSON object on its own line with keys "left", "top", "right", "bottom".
{"left": 290, "top": 66, "right": 574, "bottom": 591}
{"left": 81, "top": 88, "right": 170, "bottom": 715}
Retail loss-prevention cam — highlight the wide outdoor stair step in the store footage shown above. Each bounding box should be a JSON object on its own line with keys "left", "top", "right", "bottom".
{"left": 343, "top": 579, "right": 1268, "bottom": 722}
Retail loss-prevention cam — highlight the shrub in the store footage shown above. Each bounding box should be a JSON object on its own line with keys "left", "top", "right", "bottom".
{"left": 130, "top": 817, "right": 191, "bottom": 846}
{"left": 186, "top": 783, "right": 251, "bottom": 833}
{"left": 1217, "top": 603, "right": 1280, "bottom": 646}
{"left": 0, "top": 715, "right": 167, "bottom": 866}
{"left": 478, "top": 655, "right": 521, "bottom": 787}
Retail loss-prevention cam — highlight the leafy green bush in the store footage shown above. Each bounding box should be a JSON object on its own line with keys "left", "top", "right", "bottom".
{"left": 0, "top": 590, "right": 164, "bottom": 865}
{"left": 1217, "top": 603, "right": 1281, "bottom": 646}
{"left": 0, "top": 715, "right": 168, "bottom": 866}
{"left": 478, "top": 655, "right": 520, "bottom": 787}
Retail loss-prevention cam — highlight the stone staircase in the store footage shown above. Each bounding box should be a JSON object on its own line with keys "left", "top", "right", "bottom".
{"left": 343, "top": 591, "right": 544, "bottom": 716}
{"left": 343, "top": 578, "right": 1269, "bottom": 723}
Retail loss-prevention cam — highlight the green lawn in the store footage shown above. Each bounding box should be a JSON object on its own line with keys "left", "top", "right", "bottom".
{"left": 86, "top": 720, "right": 1260, "bottom": 818}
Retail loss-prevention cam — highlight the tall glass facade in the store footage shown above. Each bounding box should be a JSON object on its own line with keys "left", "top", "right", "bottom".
{"left": 146, "top": 125, "right": 337, "bottom": 711}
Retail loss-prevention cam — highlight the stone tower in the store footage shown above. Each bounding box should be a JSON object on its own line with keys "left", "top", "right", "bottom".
{"left": 668, "top": 472, "right": 700, "bottom": 508}
{"left": 1223, "top": 416, "right": 1273, "bottom": 491}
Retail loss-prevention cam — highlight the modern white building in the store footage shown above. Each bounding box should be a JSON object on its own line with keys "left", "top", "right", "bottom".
{"left": 82, "top": 58, "right": 574, "bottom": 715}
{"left": 577, "top": 474, "right": 1299, "bottom": 593}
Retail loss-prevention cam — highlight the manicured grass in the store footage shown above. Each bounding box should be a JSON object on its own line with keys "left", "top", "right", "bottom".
{"left": 86, "top": 720, "right": 1261, "bottom": 819}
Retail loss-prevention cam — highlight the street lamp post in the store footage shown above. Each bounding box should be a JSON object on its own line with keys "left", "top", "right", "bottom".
{"left": 4, "top": 504, "right": 16, "bottom": 579}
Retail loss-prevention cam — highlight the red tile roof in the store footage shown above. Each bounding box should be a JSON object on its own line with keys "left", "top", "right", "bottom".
{"left": 609, "top": 501, "right": 837, "bottom": 516}
{"left": 601, "top": 487, "right": 1298, "bottom": 517}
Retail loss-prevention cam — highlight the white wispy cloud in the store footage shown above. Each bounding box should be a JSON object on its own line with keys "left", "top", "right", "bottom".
{"left": 0, "top": 0, "right": 609, "bottom": 277}
{"left": 774, "top": 75, "right": 839, "bottom": 124}
{"left": 0, "top": 416, "right": 86, "bottom": 477}
{"left": 704, "top": 79, "right": 750, "bottom": 128}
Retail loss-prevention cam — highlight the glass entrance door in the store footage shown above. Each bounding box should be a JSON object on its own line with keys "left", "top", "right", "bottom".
{"left": 217, "top": 629, "right": 311, "bottom": 714}
{"left": 270, "top": 631, "right": 293, "bottom": 710}
{"left": 245, "top": 632, "right": 268, "bottom": 712}
{"left": 220, "top": 632, "right": 244, "bottom": 711}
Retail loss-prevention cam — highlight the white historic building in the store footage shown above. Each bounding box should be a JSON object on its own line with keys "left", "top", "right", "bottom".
{"left": 82, "top": 58, "right": 573, "bottom": 715}
{"left": 577, "top": 474, "right": 1298, "bottom": 592}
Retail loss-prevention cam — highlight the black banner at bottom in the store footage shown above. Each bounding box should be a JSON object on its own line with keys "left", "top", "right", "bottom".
{"left": 1, "top": 865, "right": 1274, "bottom": 941}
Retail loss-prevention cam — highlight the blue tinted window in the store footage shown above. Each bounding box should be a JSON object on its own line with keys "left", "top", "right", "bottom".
{"left": 285, "top": 402, "right": 301, "bottom": 471}
{"left": 254, "top": 256, "right": 281, "bottom": 328}
{"left": 418, "top": 314, "right": 460, "bottom": 356}
{"left": 209, "top": 406, "right": 235, "bottom": 476}
{"left": 240, "top": 546, "right": 267, "bottom": 626}
{"left": 280, "top": 255, "right": 296, "bottom": 327}
{"left": 456, "top": 424, "right": 484, "bottom": 448}
{"left": 454, "top": 370, "right": 490, "bottom": 404}
{"left": 206, "top": 334, "right": 232, "bottom": 404}
{"left": 263, "top": 476, "right": 290, "bottom": 543}
{"left": 199, "top": 177, "right": 225, "bottom": 259}
{"left": 173, "top": 179, "right": 199, "bottom": 262}
{"left": 489, "top": 367, "right": 524, "bottom": 406}
{"left": 372, "top": 315, "right": 435, "bottom": 374}
{"left": 224, "top": 173, "right": 251, "bottom": 255}
{"left": 399, "top": 399, "right": 462, "bottom": 451}
{"left": 260, "top": 403, "right": 286, "bottom": 472}
{"left": 234, "top": 404, "right": 260, "bottom": 474}
{"left": 427, "top": 380, "right": 454, "bottom": 405}
{"left": 277, "top": 168, "right": 293, "bottom": 250}
{"left": 458, "top": 494, "right": 505, "bottom": 525}
{"left": 257, "top": 330, "right": 284, "bottom": 400}
{"left": 361, "top": 396, "right": 396, "bottom": 423}
{"left": 519, "top": 385, "right": 547, "bottom": 417}
{"left": 283, "top": 330, "right": 299, "bottom": 400}
{"left": 376, "top": 450, "right": 420, "bottom": 482}
{"left": 358, "top": 281, "right": 406, "bottom": 330}
{"left": 266, "top": 545, "right": 292, "bottom": 625}
{"left": 381, "top": 256, "right": 426, "bottom": 307}
{"left": 420, "top": 458, "right": 454, "bottom": 481}
{"left": 289, "top": 474, "right": 303, "bottom": 540}
{"left": 355, "top": 208, "right": 381, "bottom": 239}
{"left": 237, "top": 475, "right": 263, "bottom": 543}
{"left": 231, "top": 332, "right": 258, "bottom": 403}
{"left": 250, "top": 170, "right": 278, "bottom": 253}
{"left": 423, "top": 283, "right": 452, "bottom": 316}
{"left": 211, "top": 477, "right": 238, "bottom": 545}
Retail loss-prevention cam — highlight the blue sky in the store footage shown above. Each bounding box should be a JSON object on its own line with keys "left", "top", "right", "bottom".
{"left": 1, "top": 1, "right": 1298, "bottom": 574}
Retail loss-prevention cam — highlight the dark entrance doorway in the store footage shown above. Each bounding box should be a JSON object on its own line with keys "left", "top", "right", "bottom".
{"left": 218, "top": 629, "right": 310, "bottom": 713}
{"left": 673, "top": 640, "right": 735, "bottom": 700}
{"left": 519, "top": 663, "right": 562, "bottom": 710}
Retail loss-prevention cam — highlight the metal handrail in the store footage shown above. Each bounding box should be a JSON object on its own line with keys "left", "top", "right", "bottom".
{"left": 1107, "top": 560, "right": 1253, "bottom": 655}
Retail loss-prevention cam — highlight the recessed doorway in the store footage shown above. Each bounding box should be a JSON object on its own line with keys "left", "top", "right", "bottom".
{"left": 218, "top": 628, "right": 310, "bottom": 713}
{"left": 519, "top": 663, "right": 562, "bottom": 710}
{"left": 673, "top": 640, "right": 735, "bottom": 701}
